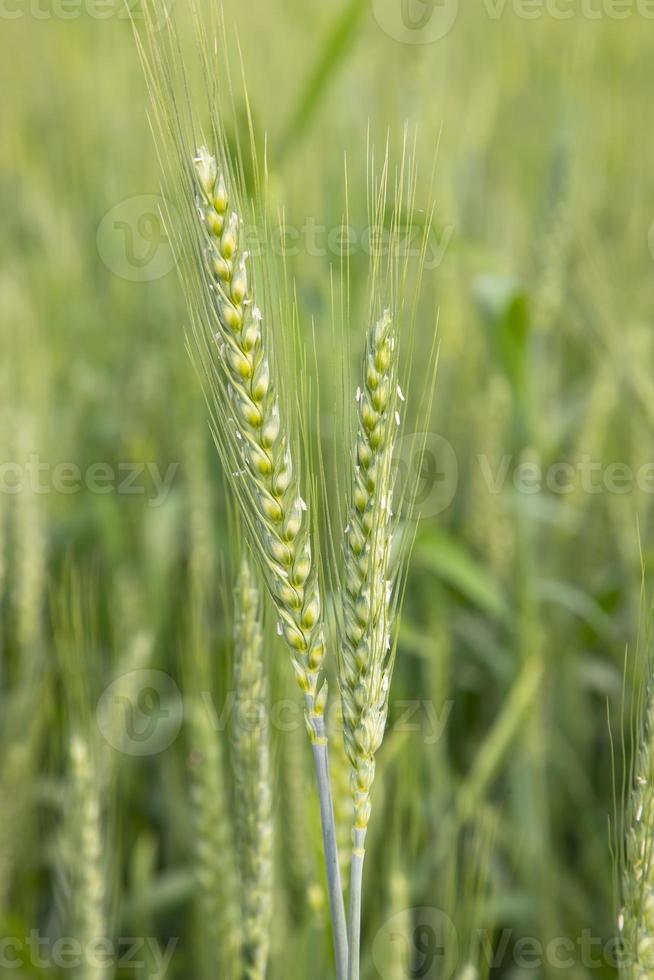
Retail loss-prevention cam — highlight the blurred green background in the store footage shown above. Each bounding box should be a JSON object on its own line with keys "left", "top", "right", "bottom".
{"left": 1, "top": 0, "right": 653, "bottom": 977}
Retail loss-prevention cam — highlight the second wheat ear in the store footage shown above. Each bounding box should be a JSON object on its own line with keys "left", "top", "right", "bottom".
{"left": 340, "top": 309, "right": 402, "bottom": 980}
{"left": 193, "top": 148, "right": 348, "bottom": 979}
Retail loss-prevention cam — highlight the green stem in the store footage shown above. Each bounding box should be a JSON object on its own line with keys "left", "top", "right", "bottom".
{"left": 347, "top": 826, "right": 366, "bottom": 980}
{"left": 310, "top": 712, "right": 349, "bottom": 980}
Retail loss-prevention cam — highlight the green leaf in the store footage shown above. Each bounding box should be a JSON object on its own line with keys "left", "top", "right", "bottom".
{"left": 473, "top": 274, "right": 530, "bottom": 398}
{"left": 414, "top": 528, "right": 508, "bottom": 620}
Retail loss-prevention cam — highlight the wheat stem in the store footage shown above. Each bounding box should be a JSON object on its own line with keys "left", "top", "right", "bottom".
{"left": 311, "top": 714, "right": 349, "bottom": 980}
{"left": 347, "top": 827, "right": 366, "bottom": 980}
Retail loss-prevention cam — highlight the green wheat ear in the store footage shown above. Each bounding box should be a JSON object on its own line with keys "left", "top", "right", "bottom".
{"left": 620, "top": 669, "right": 654, "bottom": 978}
{"left": 186, "top": 145, "right": 346, "bottom": 974}
{"left": 232, "top": 557, "right": 273, "bottom": 980}
{"left": 340, "top": 308, "right": 399, "bottom": 835}
{"left": 193, "top": 147, "right": 327, "bottom": 741}
{"left": 339, "top": 309, "right": 403, "bottom": 980}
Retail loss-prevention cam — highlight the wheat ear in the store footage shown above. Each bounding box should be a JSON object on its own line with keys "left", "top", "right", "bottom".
{"left": 340, "top": 309, "right": 401, "bottom": 980}
{"left": 620, "top": 674, "right": 654, "bottom": 977}
{"left": 193, "top": 149, "right": 347, "bottom": 977}
{"left": 233, "top": 557, "right": 273, "bottom": 980}
{"left": 194, "top": 148, "right": 328, "bottom": 726}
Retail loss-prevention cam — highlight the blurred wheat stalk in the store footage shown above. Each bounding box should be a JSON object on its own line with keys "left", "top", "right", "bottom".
{"left": 620, "top": 633, "right": 654, "bottom": 979}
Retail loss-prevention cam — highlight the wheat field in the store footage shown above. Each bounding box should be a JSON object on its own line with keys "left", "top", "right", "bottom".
{"left": 2, "top": 1, "right": 654, "bottom": 978}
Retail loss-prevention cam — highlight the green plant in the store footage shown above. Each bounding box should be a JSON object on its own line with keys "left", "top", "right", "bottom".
{"left": 620, "top": 651, "right": 654, "bottom": 978}
{"left": 233, "top": 557, "right": 273, "bottom": 980}
{"left": 339, "top": 308, "right": 402, "bottom": 980}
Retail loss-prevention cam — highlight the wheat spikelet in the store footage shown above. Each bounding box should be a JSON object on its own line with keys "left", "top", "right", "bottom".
{"left": 233, "top": 557, "right": 273, "bottom": 980}
{"left": 187, "top": 697, "right": 242, "bottom": 979}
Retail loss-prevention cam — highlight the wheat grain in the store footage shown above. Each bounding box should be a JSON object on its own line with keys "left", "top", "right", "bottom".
{"left": 233, "top": 557, "right": 273, "bottom": 980}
